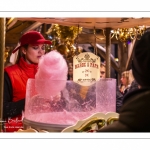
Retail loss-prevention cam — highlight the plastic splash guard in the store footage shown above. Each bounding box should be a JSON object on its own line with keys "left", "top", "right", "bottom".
{"left": 24, "top": 78, "right": 116, "bottom": 125}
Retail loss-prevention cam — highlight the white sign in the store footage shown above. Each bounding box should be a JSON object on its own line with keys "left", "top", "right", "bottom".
{"left": 73, "top": 52, "right": 100, "bottom": 86}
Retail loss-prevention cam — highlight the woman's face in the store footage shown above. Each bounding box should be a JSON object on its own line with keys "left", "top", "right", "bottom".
{"left": 22, "top": 44, "right": 45, "bottom": 64}
{"left": 120, "top": 76, "right": 128, "bottom": 86}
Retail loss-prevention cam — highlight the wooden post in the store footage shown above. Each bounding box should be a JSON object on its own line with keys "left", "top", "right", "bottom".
{"left": 42, "top": 23, "right": 47, "bottom": 38}
{"left": 105, "top": 28, "right": 111, "bottom": 78}
{"left": 0, "top": 18, "right": 5, "bottom": 132}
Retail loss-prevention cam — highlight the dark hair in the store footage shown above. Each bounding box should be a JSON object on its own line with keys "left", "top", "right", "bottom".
{"left": 132, "top": 30, "right": 150, "bottom": 87}
{"left": 100, "top": 62, "right": 106, "bottom": 67}
{"left": 15, "top": 44, "right": 28, "bottom": 64}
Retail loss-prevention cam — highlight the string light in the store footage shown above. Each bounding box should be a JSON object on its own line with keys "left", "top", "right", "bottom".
{"left": 103, "top": 26, "right": 146, "bottom": 46}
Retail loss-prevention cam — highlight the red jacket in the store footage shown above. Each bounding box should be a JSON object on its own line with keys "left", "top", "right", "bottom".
{"left": 4, "top": 57, "right": 38, "bottom": 132}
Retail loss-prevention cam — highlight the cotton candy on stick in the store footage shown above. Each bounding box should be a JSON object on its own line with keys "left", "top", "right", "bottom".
{"left": 35, "top": 50, "right": 68, "bottom": 99}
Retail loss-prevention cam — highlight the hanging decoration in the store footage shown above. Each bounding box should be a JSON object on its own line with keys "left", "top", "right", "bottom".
{"left": 103, "top": 25, "right": 146, "bottom": 47}
{"left": 46, "top": 24, "right": 82, "bottom": 62}
{"left": 93, "top": 26, "right": 98, "bottom": 55}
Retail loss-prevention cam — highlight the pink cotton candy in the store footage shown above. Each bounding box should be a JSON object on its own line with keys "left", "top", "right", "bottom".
{"left": 36, "top": 50, "right": 68, "bottom": 79}
{"left": 35, "top": 50, "right": 68, "bottom": 98}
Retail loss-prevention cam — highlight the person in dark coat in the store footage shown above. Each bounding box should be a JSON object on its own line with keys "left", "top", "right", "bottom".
{"left": 98, "top": 30, "right": 150, "bottom": 132}
{"left": 116, "top": 86, "right": 124, "bottom": 113}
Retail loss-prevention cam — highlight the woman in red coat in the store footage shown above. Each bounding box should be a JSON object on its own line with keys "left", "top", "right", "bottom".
{"left": 3, "top": 31, "right": 51, "bottom": 132}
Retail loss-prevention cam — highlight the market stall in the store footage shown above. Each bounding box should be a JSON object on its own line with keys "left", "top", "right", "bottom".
{"left": 1, "top": 17, "right": 150, "bottom": 132}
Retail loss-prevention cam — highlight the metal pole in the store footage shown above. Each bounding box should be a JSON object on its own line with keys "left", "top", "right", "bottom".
{"left": 0, "top": 18, "right": 5, "bottom": 132}
{"left": 105, "top": 28, "right": 111, "bottom": 78}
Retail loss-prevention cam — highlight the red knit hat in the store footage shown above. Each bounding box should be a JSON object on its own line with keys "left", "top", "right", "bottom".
{"left": 12, "top": 31, "right": 52, "bottom": 53}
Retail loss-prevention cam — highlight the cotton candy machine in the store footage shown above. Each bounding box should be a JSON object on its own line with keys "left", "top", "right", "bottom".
{"left": 23, "top": 78, "right": 116, "bottom": 132}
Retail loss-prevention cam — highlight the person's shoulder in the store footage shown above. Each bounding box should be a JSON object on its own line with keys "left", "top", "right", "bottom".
{"left": 119, "top": 87, "right": 150, "bottom": 131}
{"left": 123, "top": 88, "right": 150, "bottom": 104}
{"left": 4, "top": 64, "right": 19, "bottom": 73}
